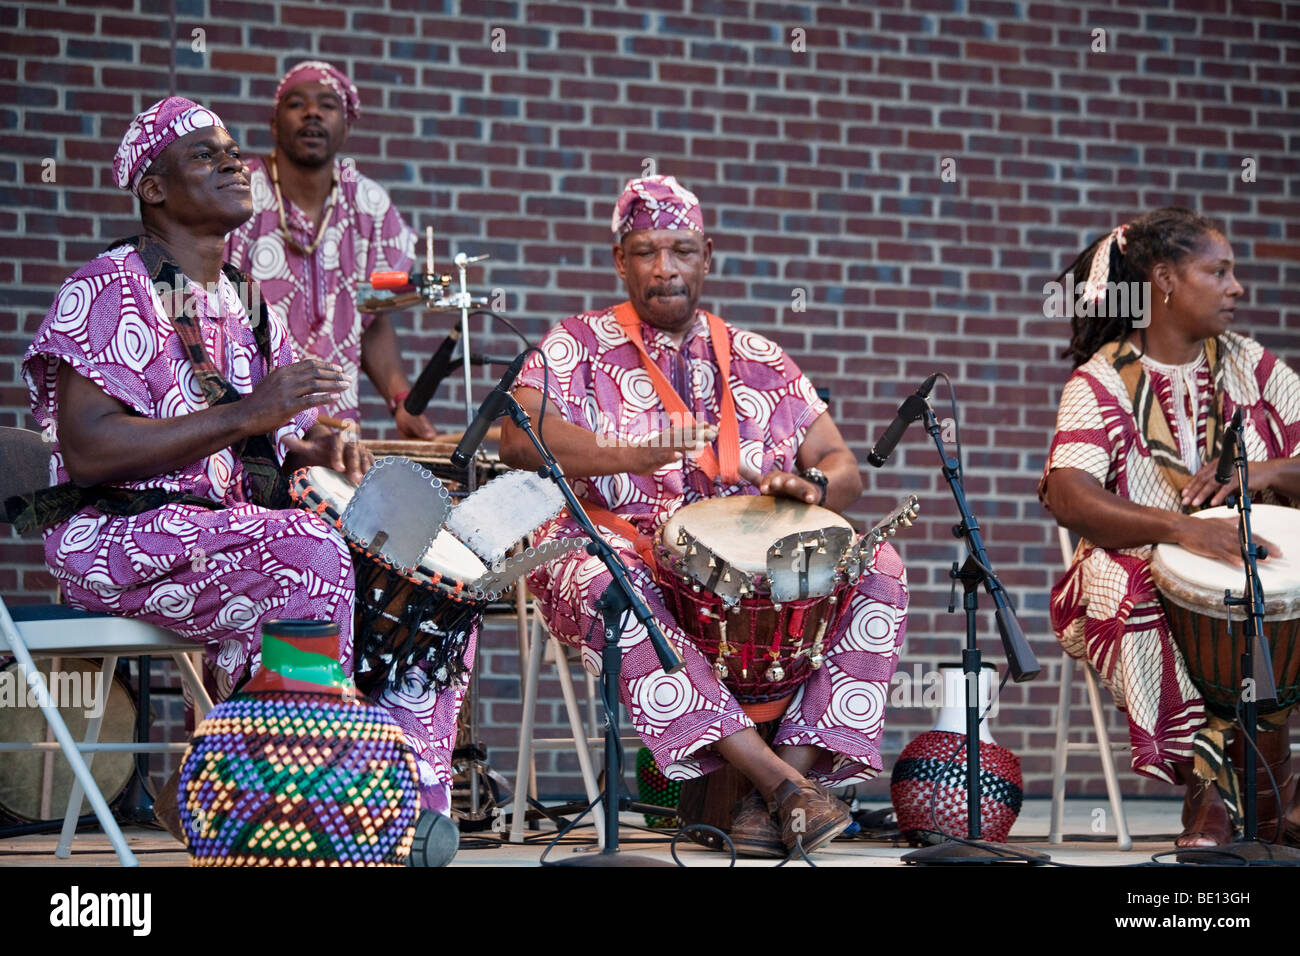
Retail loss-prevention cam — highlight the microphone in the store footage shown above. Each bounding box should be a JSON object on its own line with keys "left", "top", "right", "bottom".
{"left": 369, "top": 270, "right": 436, "bottom": 291}
{"left": 451, "top": 350, "right": 529, "bottom": 468}
{"left": 1215, "top": 408, "right": 1243, "bottom": 485}
{"left": 404, "top": 326, "right": 462, "bottom": 416}
{"left": 867, "top": 373, "right": 940, "bottom": 468}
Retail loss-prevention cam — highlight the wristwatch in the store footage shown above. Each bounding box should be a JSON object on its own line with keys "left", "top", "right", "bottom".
{"left": 800, "top": 467, "right": 829, "bottom": 506}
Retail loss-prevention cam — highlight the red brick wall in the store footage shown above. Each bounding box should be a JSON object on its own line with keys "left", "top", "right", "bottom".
{"left": 3, "top": 0, "right": 1299, "bottom": 810}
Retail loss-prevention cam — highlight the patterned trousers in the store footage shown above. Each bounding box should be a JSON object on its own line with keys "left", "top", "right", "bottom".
{"left": 48, "top": 503, "right": 468, "bottom": 813}
{"left": 527, "top": 521, "right": 909, "bottom": 785}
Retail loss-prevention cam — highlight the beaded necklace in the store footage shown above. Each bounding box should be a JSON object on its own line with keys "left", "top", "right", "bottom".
{"left": 269, "top": 150, "right": 339, "bottom": 257}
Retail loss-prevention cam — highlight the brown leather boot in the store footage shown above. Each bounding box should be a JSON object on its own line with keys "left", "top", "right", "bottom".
{"left": 1174, "top": 762, "right": 1232, "bottom": 848}
{"left": 768, "top": 778, "right": 851, "bottom": 854}
{"left": 1228, "top": 723, "right": 1296, "bottom": 842}
{"left": 729, "top": 789, "right": 785, "bottom": 858}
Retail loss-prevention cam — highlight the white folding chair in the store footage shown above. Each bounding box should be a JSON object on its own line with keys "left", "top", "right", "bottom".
{"left": 1048, "top": 525, "right": 1133, "bottom": 850}
{"left": 0, "top": 426, "right": 213, "bottom": 866}
{"left": 509, "top": 601, "right": 641, "bottom": 848}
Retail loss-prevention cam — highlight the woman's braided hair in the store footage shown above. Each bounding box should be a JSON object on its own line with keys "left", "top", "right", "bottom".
{"left": 1058, "top": 206, "right": 1219, "bottom": 368}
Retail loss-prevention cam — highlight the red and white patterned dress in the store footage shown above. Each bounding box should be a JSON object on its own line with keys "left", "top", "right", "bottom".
{"left": 518, "top": 307, "right": 910, "bottom": 785}
{"left": 1043, "top": 331, "right": 1300, "bottom": 782}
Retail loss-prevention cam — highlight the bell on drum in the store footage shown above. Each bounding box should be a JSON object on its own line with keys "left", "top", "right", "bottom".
{"left": 1151, "top": 504, "right": 1300, "bottom": 718}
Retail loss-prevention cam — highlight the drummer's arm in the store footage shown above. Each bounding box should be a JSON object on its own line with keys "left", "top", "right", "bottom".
{"left": 756, "top": 412, "right": 861, "bottom": 514}
{"left": 360, "top": 313, "right": 437, "bottom": 441}
{"left": 57, "top": 362, "right": 255, "bottom": 486}
{"left": 500, "top": 386, "right": 714, "bottom": 478}
{"left": 1043, "top": 467, "right": 1244, "bottom": 564}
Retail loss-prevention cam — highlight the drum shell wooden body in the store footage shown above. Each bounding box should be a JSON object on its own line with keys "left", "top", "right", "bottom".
{"left": 653, "top": 496, "right": 856, "bottom": 708}
{"left": 1151, "top": 504, "right": 1300, "bottom": 719}
{"left": 654, "top": 579, "right": 846, "bottom": 705}
{"left": 1156, "top": 595, "right": 1300, "bottom": 718}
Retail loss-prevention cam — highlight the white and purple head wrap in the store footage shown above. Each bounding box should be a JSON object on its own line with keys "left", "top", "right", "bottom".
{"left": 274, "top": 60, "right": 361, "bottom": 125}
{"left": 611, "top": 175, "right": 705, "bottom": 241}
{"left": 113, "top": 96, "right": 226, "bottom": 196}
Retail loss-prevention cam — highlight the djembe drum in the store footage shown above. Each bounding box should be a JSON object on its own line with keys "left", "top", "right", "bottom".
{"left": 655, "top": 494, "right": 916, "bottom": 839}
{"left": 1150, "top": 504, "right": 1300, "bottom": 720}
{"left": 290, "top": 464, "right": 488, "bottom": 697}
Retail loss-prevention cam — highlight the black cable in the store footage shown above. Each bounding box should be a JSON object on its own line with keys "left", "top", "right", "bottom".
{"left": 670, "top": 825, "right": 733, "bottom": 867}
{"left": 467, "top": 309, "right": 531, "bottom": 350}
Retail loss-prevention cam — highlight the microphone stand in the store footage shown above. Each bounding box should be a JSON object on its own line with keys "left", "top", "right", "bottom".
{"left": 503, "top": 396, "right": 683, "bottom": 866}
{"left": 1182, "top": 417, "right": 1300, "bottom": 864}
{"left": 903, "top": 394, "right": 1048, "bottom": 865}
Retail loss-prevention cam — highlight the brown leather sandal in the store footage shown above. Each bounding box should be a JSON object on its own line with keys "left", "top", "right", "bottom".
{"left": 1174, "top": 764, "right": 1232, "bottom": 848}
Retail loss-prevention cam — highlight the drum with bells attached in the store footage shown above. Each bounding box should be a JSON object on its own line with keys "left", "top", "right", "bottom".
{"left": 290, "top": 465, "right": 488, "bottom": 698}
{"left": 1150, "top": 504, "right": 1300, "bottom": 719}
{"left": 654, "top": 494, "right": 916, "bottom": 721}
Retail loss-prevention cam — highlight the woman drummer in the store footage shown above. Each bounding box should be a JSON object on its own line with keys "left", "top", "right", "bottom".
{"left": 1039, "top": 206, "right": 1300, "bottom": 848}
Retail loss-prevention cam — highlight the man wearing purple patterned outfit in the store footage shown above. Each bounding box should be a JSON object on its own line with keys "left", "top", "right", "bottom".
{"left": 225, "top": 61, "right": 437, "bottom": 438}
{"left": 500, "top": 176, "right": 910, "bottom": 857}
{"left": 22, "top": 98, "right": 462, "bottom": 859}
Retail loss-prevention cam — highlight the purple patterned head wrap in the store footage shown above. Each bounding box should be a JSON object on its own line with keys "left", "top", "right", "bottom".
{"left": 274, "top": 60, "right": 361, "bottom": 125}
{"left": 611, "top": 175, "right": 705, "bottom": 240}
{"left": 113, "top": 96, "right": 226, "bottom": 196}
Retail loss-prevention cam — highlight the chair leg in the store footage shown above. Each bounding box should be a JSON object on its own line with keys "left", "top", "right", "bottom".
{"left": 172, "top": 651, "right": 213, "bottom": 719}
{"left": 0, "top": 607, "right": 137, "bottom": 866}
{"left": 1049, "top": 655, "right": 1074, "bottom": 845}
{"left": 57, "top": 655, "right": 118, "bottom": 857}
{"left": 1083, "top": 665, "right": 1133, "bottom": 851}
{"left": 509, "top": 611, "right": 546, "bottom": 844}
{"left": 551, "top": 636, "right": 605, "bottom": 848}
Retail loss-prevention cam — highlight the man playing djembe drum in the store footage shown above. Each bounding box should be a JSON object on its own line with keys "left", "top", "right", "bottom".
{"left": 17, "top": 98, "right": 466, "bottom": 850}
{"left": 499, "top": 176, "right": 909, "bottom": 857}
{"left": 1041, "top": 207, "right": 1300, "bottom": 848}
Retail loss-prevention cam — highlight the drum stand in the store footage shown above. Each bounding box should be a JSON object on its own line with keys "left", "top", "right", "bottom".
{"left": 902, "top": 392, "right": 1048, "bottom": 865}
{"left": 503, "top": 395, "right": 682, "bottom": 866}
{"left": 1179, "top": 416, "right": 1300, "bottom": 864}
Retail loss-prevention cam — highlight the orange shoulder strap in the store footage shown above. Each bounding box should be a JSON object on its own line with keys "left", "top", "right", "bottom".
{"left": 611, "top": 302, "right": 740, "bottom": 484}
{"left": 570, "top": 502, "right": 658, "bottom": 572}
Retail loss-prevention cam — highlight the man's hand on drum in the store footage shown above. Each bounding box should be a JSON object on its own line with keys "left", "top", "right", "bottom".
{"left": 629, "top": 423, "right": 719, "bottom": 475}
{"left": 739, "top": 463, "right": 823, "bottom": 505}
{"left": 1183, "top": 458, "right": 1291, "bottom": 510}
{"left": 393, "top": 403, "right": 439, "bottom": 441}
{"left": 1175, "top": 515, "right": 1279, "bottom": 567}
{"left": 282, "top": 422, "right": 374, "bottom": 485}
{"left": 245, "top": 358, "right": 349, "bottom": 435}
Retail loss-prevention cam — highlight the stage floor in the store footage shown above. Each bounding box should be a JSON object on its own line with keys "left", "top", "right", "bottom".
{"left": 0, "top": 798, "right": 1204, "bottom": 868}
